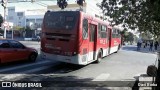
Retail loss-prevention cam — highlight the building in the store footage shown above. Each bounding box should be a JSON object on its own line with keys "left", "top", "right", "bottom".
{"left": 47, "top": 0, "right": 104, "bottom": 19}
{"left": 6, "top": 2, "right": 48, "bottom": 28}
{"left": 1, "top": 0, "right": 104, "bottom": 38}
{"left": 5, "top": 0, "right": 103, "bottom": 28}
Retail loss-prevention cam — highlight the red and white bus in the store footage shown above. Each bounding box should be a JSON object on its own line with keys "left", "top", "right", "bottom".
{"left": 41, "top": 11, "right": 121, "bottom": 65}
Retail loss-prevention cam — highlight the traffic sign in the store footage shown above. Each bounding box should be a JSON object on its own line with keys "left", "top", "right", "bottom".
{"left": 2, "top": 21, "right": 9, "bottom": 27}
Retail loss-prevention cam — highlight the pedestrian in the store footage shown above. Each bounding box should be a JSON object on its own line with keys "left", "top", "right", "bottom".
{"left": 147, "top": 41, "right": 150, "bottom": 46}
{"left": 139, "top": 40, "right": 142, "bottom": 49}
{"left": 137, "top": 42, "right": 140, "bottom": 51}
{"left": 154, "top": 41, "right": 159, "bottom": 50}
{"left": 142, "top": 41, "right": 146, "bottom": 48}
{"left": 37, "top": 36, "right": 40, "bottom": 42}
{"left": 145, "top": 42, "right": 148, "bottom": 48}
{"left": 137, "top": 38, "right": 142, "bottom": 51}
{"left": 149, "top": 41, "right": 153, "bottom": 51}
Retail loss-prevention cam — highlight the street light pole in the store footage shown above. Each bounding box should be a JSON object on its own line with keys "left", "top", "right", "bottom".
{"left": 1, "top": 0, "right": 7, "bottom": 38}
{"left": 12, "top": 27, "right": 13, "bottom": 39}
{"left": 4, "top": 6, "right": 7, "bottom": 38}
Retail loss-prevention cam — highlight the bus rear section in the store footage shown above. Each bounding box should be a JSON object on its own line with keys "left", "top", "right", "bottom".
{"left": 41, "top": 11, "right": 86, "bottom": 65}
{"left": 41, "top": 11, "right": 121, "bottom": 65}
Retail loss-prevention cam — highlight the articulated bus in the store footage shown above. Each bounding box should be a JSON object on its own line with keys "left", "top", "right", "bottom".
{"left": 41, "top": 11, "right": 121, "bottom": 65}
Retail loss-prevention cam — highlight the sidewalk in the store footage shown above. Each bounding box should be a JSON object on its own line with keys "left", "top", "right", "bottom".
{"left": 19, "top": 41, "right": 40, "bottom": 45}
{"left": 137, "top": 46, "right": 160, "bottom": 54}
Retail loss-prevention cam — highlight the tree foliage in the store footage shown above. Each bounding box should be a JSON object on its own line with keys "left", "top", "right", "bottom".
{"left": 98, "top": 0, "right": 160, "bottom": 38}
{"left": 122, "top": 30, "right": 134, "bottom": 43}
{"left": 25, "top": 26, "right": 32, "bottom": 31}
{"left": 13, "top": 26, "right": 25, "bottom": 31}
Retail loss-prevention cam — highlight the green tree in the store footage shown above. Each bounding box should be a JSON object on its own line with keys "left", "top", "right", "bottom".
{"left": 128, "top": 32, "right": 134, "bottom": 43}
{"left": 25, "top": 26, "right": 32, "bottom": 31}
{"left": 97, "top": 0, "right": 160, "bottom": 38}
{"left": 13, "top": 26, "right": 25, "bottom": 31}
{"left": 0, "top": 14, "right": 3, "bottom": 27}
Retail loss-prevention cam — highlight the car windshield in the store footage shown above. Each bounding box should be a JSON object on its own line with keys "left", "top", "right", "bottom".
{"left": 0, "top": 40, "right": 10, "bottom": 48}
{"left": 44, "top": 11, "right": 79, "bottom": 30}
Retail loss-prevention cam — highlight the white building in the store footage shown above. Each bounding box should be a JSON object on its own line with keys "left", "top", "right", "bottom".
{"left": 4, "top": 0, "right": 103, "bottom": 29}
{"left": 6, "top": 1, "right": 49, "bottom": 28}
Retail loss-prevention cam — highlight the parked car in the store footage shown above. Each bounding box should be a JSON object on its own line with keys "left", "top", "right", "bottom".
{"left": 32, "top": 35, "right": 41, "bottom": 41}
{"left": 0, "top": 39, "right": 38, "bottom": 63}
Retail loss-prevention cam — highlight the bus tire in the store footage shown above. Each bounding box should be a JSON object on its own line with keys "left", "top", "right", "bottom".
{"left": 115, "top": 45, "right": 120, "bottom": 53}
{"left": 95, "top": 50, "right": 102, "bottom": 63}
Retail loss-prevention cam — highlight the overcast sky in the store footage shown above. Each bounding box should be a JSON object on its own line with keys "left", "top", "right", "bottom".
{"left": 0, "top": 0, "right": 103, "bottom": 16}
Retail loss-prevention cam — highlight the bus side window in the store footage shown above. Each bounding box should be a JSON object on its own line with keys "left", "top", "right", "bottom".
{"left": 89, "top": 24, "right": 96, "bottom": 42}
{"left": 101, "top": 25, "right": 107, "bottom": 38}
{"left": 112, "top": 29, "right": 116, "bottom": 38}
{"left": 82, "top": 19, "right": 88, "bottom": 39}
{"left": 117, "top": 30, "right": 121, "bottom": 38}
{"left": 98, "top": 23, "right": 101, "bottom": 38}
{"left": 98, "top": 24, "right": 107, "bottom": 38}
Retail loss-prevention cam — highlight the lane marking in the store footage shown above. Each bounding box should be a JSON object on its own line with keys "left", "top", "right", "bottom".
{"left": 1, "top": 74, "right": 24, "bottom": 80}
{"left": 134, "top": 72, "right": 146, "bottom": 77}
{"left": 92, "top": 73, "right": 110, "bottom": 81}
{"left": 21, "top": 65, "right": 56, "bottom": 74}
{"left": 0, "top": 63, "right": 59, "bottom": 80}
{"left": 0, "top": 60, "right": 51, "bottom": 73}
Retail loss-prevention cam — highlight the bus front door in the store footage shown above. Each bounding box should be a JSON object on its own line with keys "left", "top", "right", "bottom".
{"left": 88, "top": 24, "right": 97, "bottom": 61}
{"left": 108, "top": 28, "right": 112, "bottom": 54}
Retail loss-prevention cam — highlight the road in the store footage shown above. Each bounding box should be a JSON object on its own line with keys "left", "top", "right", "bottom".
{"left": 0, "top": 41, "right": 157, "bottom": 89}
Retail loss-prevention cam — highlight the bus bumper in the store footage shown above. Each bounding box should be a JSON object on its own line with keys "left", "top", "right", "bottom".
{"left": 41, "top": 51, "right": 88, "bottom": 65}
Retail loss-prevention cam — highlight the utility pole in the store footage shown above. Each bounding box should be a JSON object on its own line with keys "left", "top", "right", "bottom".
{"left": 1, "top": 0, "right": 7, "bottom": 38}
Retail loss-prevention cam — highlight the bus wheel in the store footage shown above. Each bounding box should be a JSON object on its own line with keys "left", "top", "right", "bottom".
{"left": 95, "top": 51, "right": 102, "bottom": 63}
{"left": 115, "top": 45, "right": 120, "bottom": 53}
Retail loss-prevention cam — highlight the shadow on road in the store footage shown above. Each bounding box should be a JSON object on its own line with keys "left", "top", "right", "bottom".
{"left": 0, "top": 74, "right": 138, "bottom": 90}
{"left": 37, "top": 62, "right": 86, "bottom": 74}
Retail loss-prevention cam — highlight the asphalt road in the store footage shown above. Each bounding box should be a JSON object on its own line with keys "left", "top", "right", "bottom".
{"left": 0, "top": 42, "right": 157, "bottom": 89}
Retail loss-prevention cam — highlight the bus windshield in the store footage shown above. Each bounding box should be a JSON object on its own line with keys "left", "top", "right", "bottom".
{"left": 44, "top": 11, "right": 79, "bottom": 30}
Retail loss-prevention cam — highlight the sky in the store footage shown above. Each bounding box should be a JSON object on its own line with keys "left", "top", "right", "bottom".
{"left": 0, "top": 0, "right": 103, "bottom": 16}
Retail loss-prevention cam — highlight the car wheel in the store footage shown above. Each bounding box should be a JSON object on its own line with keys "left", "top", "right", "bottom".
{"left": 28, "top": 53, "right": 37, "bottom": 62}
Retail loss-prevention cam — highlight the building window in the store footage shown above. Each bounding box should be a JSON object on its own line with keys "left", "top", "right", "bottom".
{"left": 17, "top": 12, "right": 23, "bottom": 17}
{"left": 8, "top": 8, "right": 15, "bottom": 11}
{"left": 9, "top": 16, "right": 13, "bottom": 20}
{"left": 19, "top": 17, "right": 22, "bottom": 20}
